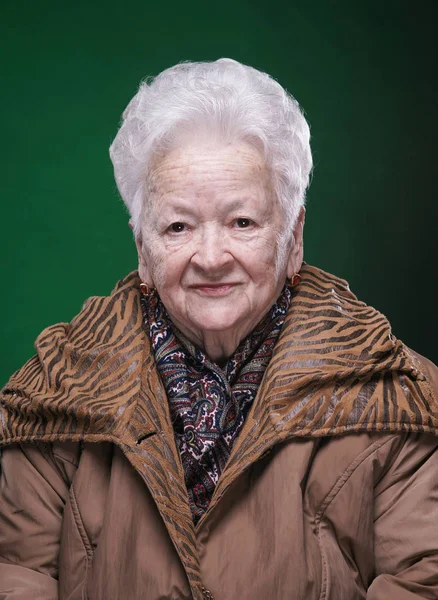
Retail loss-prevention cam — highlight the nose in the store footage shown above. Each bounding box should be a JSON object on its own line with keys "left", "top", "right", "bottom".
{"left": 190, "top": 226, "right": 233, "bottom": 274}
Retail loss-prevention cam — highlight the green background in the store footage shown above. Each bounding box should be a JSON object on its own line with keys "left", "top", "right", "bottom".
{"left": 1, "top": 0, "right": 437, "bottom": 384}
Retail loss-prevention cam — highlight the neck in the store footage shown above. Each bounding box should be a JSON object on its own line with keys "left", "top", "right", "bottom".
{"left": 175, "top": 324, "right": 245, "bottom": 365}
{"left": 164, "top": 291, "right": 291, "bottom": 366}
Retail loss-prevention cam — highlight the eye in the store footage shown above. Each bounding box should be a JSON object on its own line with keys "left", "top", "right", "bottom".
{"left": 235, "top": 218, "right": 252, "bottom": 228}
{"left": 169, "top": 222, "right": 186, "bottom": 233}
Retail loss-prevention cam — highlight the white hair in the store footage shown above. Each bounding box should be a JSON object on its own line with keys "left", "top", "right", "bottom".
{"left": 109, "top": 58, "right": 313, "bottom": 242}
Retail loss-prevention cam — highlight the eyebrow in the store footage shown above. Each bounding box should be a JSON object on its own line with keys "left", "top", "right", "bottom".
{"left": 157, "top": 204, "right": 197, "bottom": 217}
{"left": 158, "top": 197, "right": 253, "bottom": 215}
{"left": 222, "top": 199, "right": 249, "bottom": 212}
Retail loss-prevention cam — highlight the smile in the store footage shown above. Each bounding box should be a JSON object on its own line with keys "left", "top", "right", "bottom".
{"left": 190, "top": 283, "right": 237, "bottom": 295}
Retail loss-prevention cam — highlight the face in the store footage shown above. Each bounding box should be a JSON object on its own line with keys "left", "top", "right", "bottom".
{"left": 137, "top": 141, "right": 304, "bottom": 359}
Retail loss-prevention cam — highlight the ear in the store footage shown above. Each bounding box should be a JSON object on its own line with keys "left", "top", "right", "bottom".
{"left": 286, "top": 207, "right": 305, "bottom": 278}
{"left": 134, "top": 234, "right": 154, "bottom": 286}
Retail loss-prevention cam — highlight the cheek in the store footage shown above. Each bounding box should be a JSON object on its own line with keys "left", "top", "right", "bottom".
{"left": 147, "top": 242, "right": 191, "bottom": 289}
{"left": 248, "top": 239, "right": 285, "bottom": 289}
{"left": 244, "top": 232, "right": 280, "bottom": 271}
{"left": 142, "top": 240, "right": 167, "bottom": 288}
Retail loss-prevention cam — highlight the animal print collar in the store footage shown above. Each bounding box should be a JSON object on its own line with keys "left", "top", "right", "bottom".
{"left": 1, "top": 264, "right": 437, "bottom": 449}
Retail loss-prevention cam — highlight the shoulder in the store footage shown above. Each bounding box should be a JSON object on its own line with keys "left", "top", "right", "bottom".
{"left": 311, "top": 430, "right": 438, "bottom": 483}
{"left": 0, "top": 271, "right": 149, "bottom": 447}
{"left": 272, "top": 263, "right": 438, "bottom": 437}
{"left": 2, "top": 271, "right": 142, "bottom": 393}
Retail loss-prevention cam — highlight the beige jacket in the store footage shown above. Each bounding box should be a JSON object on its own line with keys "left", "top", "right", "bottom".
{"left": 1, "top": 265, "right": 437, "bottom": 600}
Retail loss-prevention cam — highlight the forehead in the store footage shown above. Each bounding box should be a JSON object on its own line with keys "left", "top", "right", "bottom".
{"left": 149, "top": 141, "right": 270, "bottom": 197}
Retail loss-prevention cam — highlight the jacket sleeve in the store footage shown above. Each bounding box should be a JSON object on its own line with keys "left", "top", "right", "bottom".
{"left": 0, "top": 442, "right": 79, "bottom": 599}
{"left": 367, "top": 433, "right": 438, "bottom": 600}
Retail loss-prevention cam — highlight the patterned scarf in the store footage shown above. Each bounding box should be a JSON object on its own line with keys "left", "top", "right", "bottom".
{"left": 141, "top": 287, "right": 291, "bottom": 523}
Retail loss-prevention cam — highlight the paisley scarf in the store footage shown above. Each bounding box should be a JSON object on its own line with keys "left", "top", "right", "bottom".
{"left": 141, "top": 287, "right": 291, "bottom": 522}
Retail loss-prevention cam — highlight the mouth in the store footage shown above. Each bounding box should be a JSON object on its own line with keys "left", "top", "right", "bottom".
{"left": 190, "top": 283, "right": 238, "bottom": 295}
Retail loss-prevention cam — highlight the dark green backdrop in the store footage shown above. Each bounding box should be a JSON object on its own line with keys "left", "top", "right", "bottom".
{"left": 2, "top": 0, "right": 437, "bottom": 384}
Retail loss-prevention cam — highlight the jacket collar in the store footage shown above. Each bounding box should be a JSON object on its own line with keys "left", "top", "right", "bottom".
{"left": 2, "top": 265, "right": 437, "bottom": 598}
{"left": 1, "top": 264, "right": 437, "bottom": 449}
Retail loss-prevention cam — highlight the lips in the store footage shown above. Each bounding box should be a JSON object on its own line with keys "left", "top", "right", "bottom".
{"left": 190, "top": 283, "right": 237, "bottom": 295}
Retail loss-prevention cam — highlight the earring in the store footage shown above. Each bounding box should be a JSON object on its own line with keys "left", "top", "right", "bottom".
{"left": 287, "top": 273, "right": 301, "bottom": 287}
{"left": 292, "top": 273, "right": 301, "bottom": 287}
{"left": 140, "top": 282, "right": 155, "bottom": 296}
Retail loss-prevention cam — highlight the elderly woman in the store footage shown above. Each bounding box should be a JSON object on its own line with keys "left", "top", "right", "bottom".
{"left": 1, "top": 59, "right": 437, "bottom": 600}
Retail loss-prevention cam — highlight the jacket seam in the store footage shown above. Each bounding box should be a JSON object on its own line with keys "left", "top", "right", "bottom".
{"left": 314, "top": 436, "right": 395, "bottom": 600}
{"left": 52, "top": 451, "right": 79, "bottom": 468}
{"left": 69, "top": 484, "right": 93, "bottom": 560}
{"left": 68, "top": 484, "right": 93, "bottom": 600}
{"left": 315, "top": 436, "right": 395, "bottom": 522}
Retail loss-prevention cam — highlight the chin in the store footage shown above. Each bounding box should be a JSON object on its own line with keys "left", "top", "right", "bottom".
{"left": 189, "top": 309, "right": 245, "bottom": 335}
